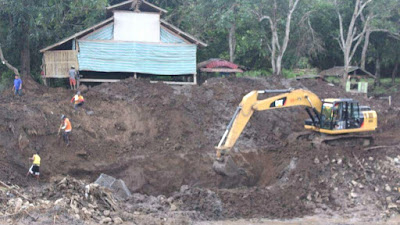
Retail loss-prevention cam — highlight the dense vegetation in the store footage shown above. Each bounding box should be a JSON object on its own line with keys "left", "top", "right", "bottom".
{"left": 0, "top": 0, "right": 399, "bottom": 88}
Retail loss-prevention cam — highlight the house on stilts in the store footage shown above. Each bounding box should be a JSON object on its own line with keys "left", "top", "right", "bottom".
{"left": 40, "top": 0, "right": 207, "bottom": 86}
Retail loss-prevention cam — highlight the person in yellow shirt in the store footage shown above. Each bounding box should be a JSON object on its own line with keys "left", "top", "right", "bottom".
{"left": 27, "top": 151, "right": 41, "bottom": 180}
{"left": 60, "top": 114, "right": 72, "bottom": 146}
{"left": 70, "top": 91, "right": 85, "bottom": 110}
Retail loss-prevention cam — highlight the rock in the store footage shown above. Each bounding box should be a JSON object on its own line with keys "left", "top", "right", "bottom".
{"left": 388, "top": 203, "right": 398, "bottom": 209}
{"left": 100, "top": 217, "right": 112, "bottom": 224}
{"left": 385, "top": 184, "right": 392, "bottom": 192}
{"left": 113, "top": 217, "right": 123, "bottom": 224}
{"left": 76, "top": 151, "right": 88, "bottom": 157}
{"left": 170, "top": 204, "right": 177, "bottom": 211}
{"left": 350, "top": 192, "right": 358, "bottom": 199}
{"left": 75, "top": 214, "right": 80, "bottom": 220}
{"left": 14, "top": 198, "right": 23, "bottom": 213}
{"left": 18, "top": 133, "right": 29, "bottom": 150}
{"left": 375, "top": 187, "right": 379, "bottom": 192}
{"left": 103, "top": 210, "right": 110, "bottom": 216}
{"left": 88, "top": 203, "right": 98, "bottom": 209}
{"left": 358, "top": 184, "right": 364, "bottom": 189}
{"left": 351, "top": 180, "right": 358, "bottom": 186}
{"left": 314, "top": 158, "right": 320, "bottom": 164}
{"left": 180, "top": 185, "right": 190, "bottom": 192}
{"left": 86, "top": 111, "right": 95, "bottom": 116}
{"left": 337, "top": 159, "right": 343, "bottom": 165}
{"left": 54, "top": 198, "right": 64, "bottom": 205}
{"left": 369, "top": 157, "right": 374, "bottom": 161}
{"left": 307, "top": 193, "right": 312, "bottom": 201}
{"left": 95, "top": 174, "right": 132, "bottom": 200}
{"left": 395, "top": 158, "right": 400, "bottom": 165}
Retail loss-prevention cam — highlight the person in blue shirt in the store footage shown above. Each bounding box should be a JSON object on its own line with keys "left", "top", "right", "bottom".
{"left": 13, "top": 74, "right": 22, "bottom": 96}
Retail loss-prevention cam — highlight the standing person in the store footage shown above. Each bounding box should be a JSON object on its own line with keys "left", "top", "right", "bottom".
{"left": 69, "top": 66, "right": 77, "bottom": 90}
{"left": 26, "top": 151, "right": 41, "bottom": 180}
{"left": 12, "top": 74, "right": 22, "bottom": 96}
{"left": 70, "top": 91, "right": 85, "bottom": 110}
{"left": 60, "top": 114, "right": 72, "bottom": 146}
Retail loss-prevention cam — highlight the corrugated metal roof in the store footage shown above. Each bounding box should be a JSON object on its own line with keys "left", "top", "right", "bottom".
{"left": 319, "top": 66, "right": 375, "bottom": 78}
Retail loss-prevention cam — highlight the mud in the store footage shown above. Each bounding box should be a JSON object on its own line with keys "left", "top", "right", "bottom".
{"left": 0, "top": 76, "right": 400, "bottom": 223}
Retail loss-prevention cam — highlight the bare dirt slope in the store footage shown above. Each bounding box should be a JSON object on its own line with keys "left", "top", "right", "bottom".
{"left": 0, "top": 77, "right": 400, "bottom": 223}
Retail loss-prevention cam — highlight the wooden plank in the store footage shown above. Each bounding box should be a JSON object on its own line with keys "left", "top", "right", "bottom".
{"left": 79, "top": 79, "right": 120, "bottom": 83}
{"left": 150, "top": 80, "right": 196, "bottom": 85}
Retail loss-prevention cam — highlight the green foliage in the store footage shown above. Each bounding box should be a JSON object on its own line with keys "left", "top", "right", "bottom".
{"left": 237, "top": 70, "right": 272, "bottom": 78}
{"left": 0, "top": 0, "right": 399, "bottom": 84}
{"left": 0, "top": 70, "right": 14, "bottom": 92}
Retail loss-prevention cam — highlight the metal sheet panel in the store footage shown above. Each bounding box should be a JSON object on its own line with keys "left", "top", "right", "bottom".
{"left": 82, "top": 23, "right": 114, "bottom": 40}
{"left": 160, "top": 27, "right": 185, "bottom": 43}
{"left": 77, "top": 40, "right": 196, "bottom": 75}
{"left": 114, "top": 11, "right": 160, "bottom": 42}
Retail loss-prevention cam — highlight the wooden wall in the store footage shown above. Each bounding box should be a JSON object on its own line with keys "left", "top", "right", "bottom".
{"left": 43, "top": 50, "right": 78, "bottom": 78}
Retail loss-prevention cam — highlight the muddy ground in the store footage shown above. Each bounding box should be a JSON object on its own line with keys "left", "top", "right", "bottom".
{"left": 0, "top": 76, "right": 400, "bottom": 224}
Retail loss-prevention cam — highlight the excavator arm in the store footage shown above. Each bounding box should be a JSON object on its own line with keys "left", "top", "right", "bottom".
{"left": 214, "top": 89, "right": 323, "bottom": 176}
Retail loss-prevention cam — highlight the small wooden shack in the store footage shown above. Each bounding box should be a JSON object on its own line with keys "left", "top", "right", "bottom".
{"left": 320, "top": 66, "right": 375, "bottom": 94}
{"left": 40, "top": 0, "right": 207, "bottom": 85}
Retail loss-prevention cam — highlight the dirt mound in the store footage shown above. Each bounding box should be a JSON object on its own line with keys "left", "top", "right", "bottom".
{"left": 0, "top": 76, "right": 399, "bottom": 221}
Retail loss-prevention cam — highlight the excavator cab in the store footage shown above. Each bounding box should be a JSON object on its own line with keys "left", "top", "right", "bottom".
{"left": 304, "top": 99, "right": 377, "bottom": 134}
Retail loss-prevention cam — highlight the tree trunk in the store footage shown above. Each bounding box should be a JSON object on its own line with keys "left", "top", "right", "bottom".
{"left": 392, "top": 60, "right": 398, "bottom": 85}
{"left": 0, "top": 45, "right": 20, "bottom": 76}
{"left": 361, "top": 29, "right": 371, "bottom": 70}
{"left": 276, "top": 55, "right": 283, "bottom": 76}
{"left": 20, "top": 33, "right": 30, "bottom": 77}
{"left": 228, "top": 23, "right": 236, "bottom": 63}
{"left": 270, "top": 31, "right": 277, "bottom": 75}
{"left": 375, "top": 57, "right": 381, "bottom": 86}
{"left": 342, "top": 54, "right": 350, "bottom": 87}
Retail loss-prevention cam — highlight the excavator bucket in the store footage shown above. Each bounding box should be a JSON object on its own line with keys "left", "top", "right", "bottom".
{"left": 213, "top": 156, "right": 245, "bottom": 177}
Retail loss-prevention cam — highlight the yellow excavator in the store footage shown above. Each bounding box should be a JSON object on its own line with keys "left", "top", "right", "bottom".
{"left": 214, "top": 89, "right": 377, "bottom": 176}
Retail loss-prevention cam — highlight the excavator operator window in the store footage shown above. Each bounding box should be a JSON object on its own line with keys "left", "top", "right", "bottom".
{"left": 333, "top": 103, "right": 345, "bottom": 130}
{"left": 320, "top": 102, "right": 334, "bottom": 129}
{"left": 346, "top": 102, "right": 361, "bottom": 128}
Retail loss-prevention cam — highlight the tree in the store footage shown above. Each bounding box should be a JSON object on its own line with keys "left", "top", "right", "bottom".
{"left": 253, "top": 0, "right": 301, "bottom": 76}
{"left": 0, "top": 0, "right": 107, "bottom": 81}
{"left": 334, "top": 0, "right": 373, "bottom": 87}
{"left": 360, "top": 0, "right": 400, "bottom": 70}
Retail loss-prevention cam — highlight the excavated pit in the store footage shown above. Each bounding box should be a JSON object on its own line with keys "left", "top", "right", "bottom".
{"left": 1, "top": 76, "right": 399, "bottom": 220}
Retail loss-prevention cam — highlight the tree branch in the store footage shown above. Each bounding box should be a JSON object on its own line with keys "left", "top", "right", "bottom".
{"left": 336, "top": 10, "right": 346, "bottom": 52}
{"left": 0, "top": 45, "right": 19, "bottom": 76}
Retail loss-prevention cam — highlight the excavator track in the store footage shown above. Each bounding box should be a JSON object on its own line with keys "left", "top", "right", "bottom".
{"left": 312, "top": 134, "right": 373, "bottom": 149}
{"left": 288, "top": 131, "right": 373, "bottom": 149}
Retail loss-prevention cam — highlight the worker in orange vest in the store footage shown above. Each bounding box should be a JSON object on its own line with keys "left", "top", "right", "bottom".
{"left": 70, "top": 91, "right": 85, "bottom": 110}
{"left": 60, "top": 115, "right": 72, "bottom": 146}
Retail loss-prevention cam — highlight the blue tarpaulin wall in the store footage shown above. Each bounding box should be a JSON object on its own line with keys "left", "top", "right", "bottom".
{"left": 77, "top": 40, "right": 196, "bottom": 75}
